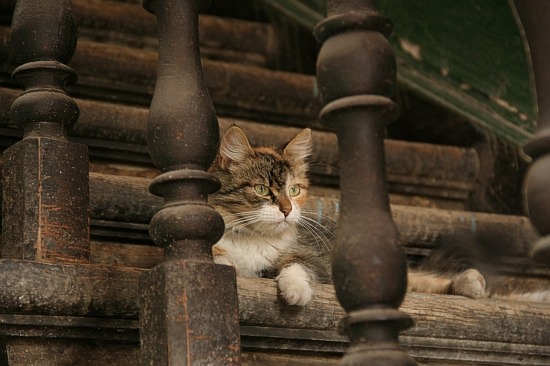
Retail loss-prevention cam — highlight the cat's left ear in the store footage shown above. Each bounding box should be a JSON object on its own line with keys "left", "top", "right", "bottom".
{"left": 283, "top": 128, "right": 312, "bottom": 163}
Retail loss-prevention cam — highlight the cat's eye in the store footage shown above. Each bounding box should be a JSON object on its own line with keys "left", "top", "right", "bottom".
{"left": 289, "top": 185, "right": 300, "bottom": 197}
{"left": 254, "top": 184, "right": 270, "bottom": 196}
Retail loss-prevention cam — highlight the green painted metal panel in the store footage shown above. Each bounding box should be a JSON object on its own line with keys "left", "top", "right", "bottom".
{"left": 261, "top": 0, "right": 537, "bottom": 145}
{"left": 379, "top": 0, "right": 536, "bottom": 145}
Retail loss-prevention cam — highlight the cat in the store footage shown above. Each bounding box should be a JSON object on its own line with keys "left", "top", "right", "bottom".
{"left": 210, "top": 125, "right": 331, "bottom": 306}
{"left": 209, "top": 125, "right": 549, "bottom": 305}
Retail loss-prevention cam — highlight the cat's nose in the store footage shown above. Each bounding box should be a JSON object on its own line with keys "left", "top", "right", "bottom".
{"left": 280, "top": 205, "right": 292, "bottom": 217}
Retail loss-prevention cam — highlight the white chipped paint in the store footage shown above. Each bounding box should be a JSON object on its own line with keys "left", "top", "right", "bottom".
{"left": 399, "top": 38, "right": 422, "bottom": 61}
{"left": 492, "top": 97, "right": 520, "bottom": 114}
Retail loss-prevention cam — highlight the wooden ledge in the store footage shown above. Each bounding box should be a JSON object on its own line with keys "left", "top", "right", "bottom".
{"left": 0, "top": 260, "right": 548, "bottom": 364}
{"left": 239, "top": 277, "right": 550, "bottom": 364}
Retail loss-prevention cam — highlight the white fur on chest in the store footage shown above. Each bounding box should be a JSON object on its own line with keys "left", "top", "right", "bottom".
{"left": 214, "top": 231, "right": 293, "bottom": 277}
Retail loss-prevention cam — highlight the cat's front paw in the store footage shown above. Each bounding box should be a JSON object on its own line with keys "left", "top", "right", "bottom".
{"left": 276, "top": 263, "right": 313, "bottom": 306}
{"left": 451, "top": 268, "right": 486, "bottom": 298}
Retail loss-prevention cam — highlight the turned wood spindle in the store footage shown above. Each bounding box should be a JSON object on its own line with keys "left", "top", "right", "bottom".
{"left": 2, "top": 0, "right": 90, "bottom": 263}
{"left": 314, "top": 1, "right": 415, "bottom": 364}
{"left": 139, "top": 0, "right": 241, "bottom": 364}
{"left": 515, "top": 0, "right": 550, "bottom": 264}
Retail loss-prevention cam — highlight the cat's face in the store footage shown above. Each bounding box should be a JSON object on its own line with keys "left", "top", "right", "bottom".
{"left": 210, "top": 126, "right": 311, "bottom": 236}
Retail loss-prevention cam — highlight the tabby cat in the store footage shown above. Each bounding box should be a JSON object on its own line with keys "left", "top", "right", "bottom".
{"left": 210, "top": 126, "right": 548, "bottom": 305}
{"left": 210, "top": 125, "right": 330, "bottom": 305}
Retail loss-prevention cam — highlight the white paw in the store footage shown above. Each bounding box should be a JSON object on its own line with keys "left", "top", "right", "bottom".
{"left": 276, "top": 263, "right": 313, "bottom": 306}
{"left": 451, "top": 268, "right": 486, "bottom": 298}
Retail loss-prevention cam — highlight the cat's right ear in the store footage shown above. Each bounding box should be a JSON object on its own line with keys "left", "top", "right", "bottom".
{"left": 219, "top": 126, "right": 254, "bottom": 169}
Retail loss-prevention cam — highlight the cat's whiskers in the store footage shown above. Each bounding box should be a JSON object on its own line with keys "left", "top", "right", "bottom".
{"left": 310, "top": 162, "right": 338, "bottom": 174}
{"left": 227, "top": 217, "right": 260, "bottom": 231}
{"left": 297, "top": 220, "right": 326, "bottom": 252}
{"left": 221, "top": 209, "right": 291, "bottom": 235}
{"left": 220, "top": 211, "right": 261, "bottom": 233}
{"left": 297, "top": 214, "right": 334, "bottom": 254}
{"left": 224, "top": 208, "right": 299, "bottom": 237}
{"left": 301, "top": 209, "right": 337, "bottom": 227}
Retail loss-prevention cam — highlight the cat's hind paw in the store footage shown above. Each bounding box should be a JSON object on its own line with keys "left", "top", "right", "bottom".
{"left": 276, "top": 263, "right": 313, "bottom": 306}
{"left": 451, "top": 268, "right": 486, "bottom": 299}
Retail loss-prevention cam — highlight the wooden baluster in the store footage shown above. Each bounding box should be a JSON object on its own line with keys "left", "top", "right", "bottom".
{"left": 515, "top": 1, "right": 550, "bottom": 263}
{"left": 2, "top": 0, "right": 89, "bottom": 263}
{"left": 314, "top": 1, "right": 415, "bottom": 364}
{"left": 139, "top": 0, "right": 241, "bottom": 364}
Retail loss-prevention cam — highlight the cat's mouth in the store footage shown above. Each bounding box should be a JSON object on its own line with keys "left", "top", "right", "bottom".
{"left": 272, "top": 218, "right": 294, "bottom": 231}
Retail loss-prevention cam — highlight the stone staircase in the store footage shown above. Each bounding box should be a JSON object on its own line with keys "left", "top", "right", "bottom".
{"left": 0, "top": 0, "right": 549, "bottom": 364}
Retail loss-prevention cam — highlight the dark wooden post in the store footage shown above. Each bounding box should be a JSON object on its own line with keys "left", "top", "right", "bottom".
{"left": 139, "top": 0, "right": 241, "bottom": 364}
{"left": 2, "top": 0, "right": 90, "bottom": 263}
{"left": 314, "top": 1, "right": 415, "bottom": 364}
{"left": 515, "top": 1, "right": 550, "bottom": 263}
